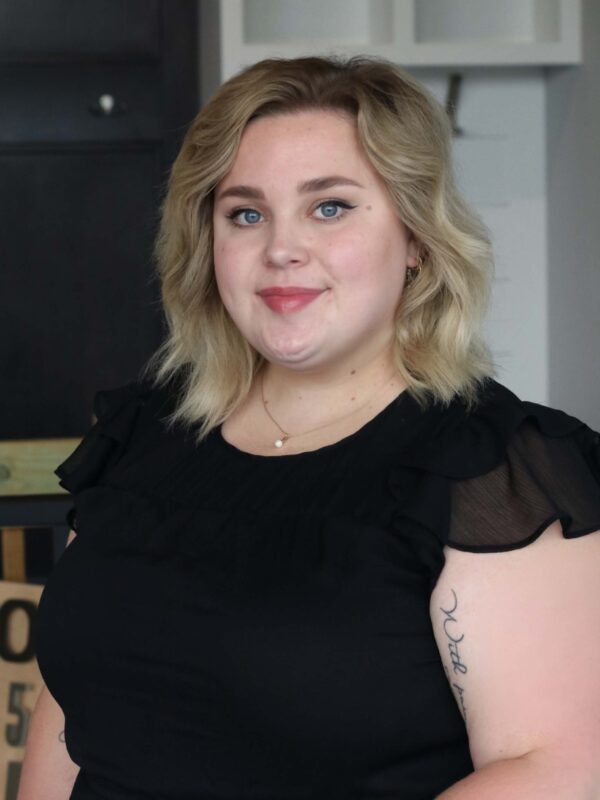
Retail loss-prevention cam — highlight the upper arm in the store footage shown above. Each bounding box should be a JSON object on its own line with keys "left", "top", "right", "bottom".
{"left": 18, "top": 686, "right": 79, "bottom": 800}
{"left": 66, "top": 529, "right": 77, "bottom": 546}
{"left": 430, "top": 521, "right": 600, "bottom": 774}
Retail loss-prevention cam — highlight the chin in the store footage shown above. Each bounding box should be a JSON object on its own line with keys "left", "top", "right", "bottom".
{"left": 261, "top": 337, "right": 325, "bottom": 368}
{"left": 267, "top": 348, "right": 320, "bottom": 368}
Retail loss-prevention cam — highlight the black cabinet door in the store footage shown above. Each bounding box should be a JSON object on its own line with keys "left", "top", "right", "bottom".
{"left": 0, "top": 0, "right": 199, "bottom": 438}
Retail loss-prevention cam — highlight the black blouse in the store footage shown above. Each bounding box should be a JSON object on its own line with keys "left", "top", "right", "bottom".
{"left": 35, "top": 378, "right": 600, "bottom": 799}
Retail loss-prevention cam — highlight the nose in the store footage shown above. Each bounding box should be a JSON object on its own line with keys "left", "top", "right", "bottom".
{"left": 263, "top": 218, "right": 309, "bottom": 269}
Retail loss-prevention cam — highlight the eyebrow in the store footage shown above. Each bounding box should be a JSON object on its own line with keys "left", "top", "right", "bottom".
{"left": 216, "top": 175, "right": 364, "bottom": 202}
{"left": 298, "top": 175, "right": 365, "bottom": 193}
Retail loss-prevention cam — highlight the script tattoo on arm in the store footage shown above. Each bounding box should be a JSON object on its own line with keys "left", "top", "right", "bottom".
{"left": 440, "top": 589, "right": 468, "bottom": 722}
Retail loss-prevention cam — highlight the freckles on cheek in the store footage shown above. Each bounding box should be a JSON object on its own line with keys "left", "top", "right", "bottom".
{"left": 217, "top": 237, "right": 247, "bottom": 262}
{"left": 213, "top": 237, "right": 231, "bottom": 258}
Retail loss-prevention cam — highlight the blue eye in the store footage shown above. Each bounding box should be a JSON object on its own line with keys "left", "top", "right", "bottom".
{"left": 314, "top": 200, "right": 355, "bottom": 220}
{"left": 228, "top": 208, "right": 263, "bottom": 226}
{"left": 319, "top": 202, "right": 340, "bottom": 218}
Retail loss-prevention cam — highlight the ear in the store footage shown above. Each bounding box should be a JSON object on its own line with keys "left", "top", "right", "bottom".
{"left": 406, "top": 233, "right": 421, "bottom": 267}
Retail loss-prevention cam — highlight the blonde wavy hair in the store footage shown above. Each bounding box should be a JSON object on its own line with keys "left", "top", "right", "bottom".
{"left": 146, "top": 56, "right": 494, "bottom": 438}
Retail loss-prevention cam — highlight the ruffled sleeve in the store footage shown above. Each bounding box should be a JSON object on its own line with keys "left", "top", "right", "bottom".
{"left": 55, "top": 382, "right": 148, "bottom": 530}
{"left": 389, "top": 380, "right": 600, "bottom": 563}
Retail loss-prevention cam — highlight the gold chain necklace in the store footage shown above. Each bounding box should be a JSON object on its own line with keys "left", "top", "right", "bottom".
{"left": 260, "top": 371, "right": 397, "bottom": 449}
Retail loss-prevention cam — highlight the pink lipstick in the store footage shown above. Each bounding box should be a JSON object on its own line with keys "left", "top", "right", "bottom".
{"left": 257, "top": 286, "right": 325, "bottom": 314}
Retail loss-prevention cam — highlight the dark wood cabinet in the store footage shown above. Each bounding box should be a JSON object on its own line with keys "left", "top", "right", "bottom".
{"left": 0, "top": 0, "right": 199, "bottom": 439}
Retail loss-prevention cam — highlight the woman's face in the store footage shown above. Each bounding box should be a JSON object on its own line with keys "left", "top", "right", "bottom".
{"left": 212, "top": 109, "right": 418, "bottom": 374}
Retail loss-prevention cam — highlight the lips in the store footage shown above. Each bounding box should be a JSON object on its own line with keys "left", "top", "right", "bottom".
{"left": 257, "top": 286, "right": 325, "bottom": 314}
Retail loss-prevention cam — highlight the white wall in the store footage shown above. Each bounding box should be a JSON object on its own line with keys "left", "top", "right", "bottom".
{"left": 546, "top": 0, "right": 600, "bottom": 427}
{"left": 414, "top": 69, "right": 549, "bottom": 403}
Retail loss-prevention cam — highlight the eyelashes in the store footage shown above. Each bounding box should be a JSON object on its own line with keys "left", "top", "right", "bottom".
{"left": 313, "top": 200, "right": 356, "bottom": 221}
{"left": 227, "top": 208, "right": 263, "bottom": 226}
{"left": 226, "top": 207, "right": 263, "bottom": 226}
{"left": 225, "top": 199, "right": 357, "bottom": 227}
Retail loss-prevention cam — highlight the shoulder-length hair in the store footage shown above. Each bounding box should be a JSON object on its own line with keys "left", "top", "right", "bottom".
{"left": 146, "top": 56, "right": 494, "bottom": 439}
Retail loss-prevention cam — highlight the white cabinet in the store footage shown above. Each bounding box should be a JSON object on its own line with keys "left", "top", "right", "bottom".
{"left": 203, "top": 0, "right": 582, "bottom": 84}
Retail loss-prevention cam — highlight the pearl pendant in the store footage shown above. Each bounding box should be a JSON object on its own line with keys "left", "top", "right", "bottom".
{"left": 274, "top": 438, "right": 284, "bottom": 448}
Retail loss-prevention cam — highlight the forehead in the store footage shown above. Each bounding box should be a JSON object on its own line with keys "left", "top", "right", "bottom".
{"left": 221, "top": 109, "right": 375, "bottom": 184}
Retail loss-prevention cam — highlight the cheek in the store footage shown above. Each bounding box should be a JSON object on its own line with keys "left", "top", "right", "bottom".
{"left": 327, "top": 230, "right": 403, "bottom": 288}
{"left": 213, "top": 240, "right": 247, "bottom": 294}
{"left": 323, "top": 232, "right": 369, "bottom": 280}
{"left": 213, "top": 257, "right": 239, "bottom": 313}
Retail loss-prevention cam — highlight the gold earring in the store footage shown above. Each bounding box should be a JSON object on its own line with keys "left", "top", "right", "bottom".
{"left": 405, "top": 253, "right": 424, "bottom": 286}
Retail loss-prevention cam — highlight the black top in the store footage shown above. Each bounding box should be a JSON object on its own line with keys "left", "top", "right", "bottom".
{"left": 35, "top": 379, "right": 600, "bottom": 800}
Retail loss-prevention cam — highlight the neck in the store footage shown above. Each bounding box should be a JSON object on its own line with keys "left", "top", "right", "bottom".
{"left": 257, "top": 346, "right": 404, "bottom": 436}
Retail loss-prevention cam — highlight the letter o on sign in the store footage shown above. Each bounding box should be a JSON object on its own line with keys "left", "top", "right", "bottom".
{"left": 0, "top": 600, "right": 36, "bottom": 663}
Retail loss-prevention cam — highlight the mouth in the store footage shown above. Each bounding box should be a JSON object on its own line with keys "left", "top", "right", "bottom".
{"left": 257, "top": 286, "right": 326, "bottom": 314}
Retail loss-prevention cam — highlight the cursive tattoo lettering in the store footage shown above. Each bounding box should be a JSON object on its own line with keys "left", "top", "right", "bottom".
{"left": 440, "top": 589, "right": 468, "bottom": 675}
{"left": 440, "top": 589, "right": 468, "bottom": 721}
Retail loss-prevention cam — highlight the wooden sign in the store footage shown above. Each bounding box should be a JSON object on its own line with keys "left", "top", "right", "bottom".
{"left": 0, "top": 440, "right": 79, "bottom": 497}
{"left": 0, "top": 581, "right": 43, "bottom": 800}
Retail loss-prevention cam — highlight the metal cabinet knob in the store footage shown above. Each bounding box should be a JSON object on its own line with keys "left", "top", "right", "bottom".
{"left": 89, "top": 94, "right": 127, "bottom": 117}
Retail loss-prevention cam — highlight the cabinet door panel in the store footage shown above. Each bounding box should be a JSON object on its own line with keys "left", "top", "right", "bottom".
{"left": 1, "top": 148, "right": 164, "bottom": 438}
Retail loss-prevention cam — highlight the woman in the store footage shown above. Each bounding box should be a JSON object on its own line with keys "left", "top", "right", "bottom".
{"left": 21, "top": 57, "right": 600, "bottom": 799}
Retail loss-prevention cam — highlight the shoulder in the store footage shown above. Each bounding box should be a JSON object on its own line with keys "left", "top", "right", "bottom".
{"left": 426, "top": 385, "right": 600, "bottom": 773}
{"left": 93, "top": 372, "right": 181, "bottom": 425}
{"left": 55, "top": 373, "right": 183, "bottom": 494}
{"left": 389, "top": 379, "right": 600, "bottom": 556}
{"left": 395, "top": 378, "right": 593, "bottom": 478}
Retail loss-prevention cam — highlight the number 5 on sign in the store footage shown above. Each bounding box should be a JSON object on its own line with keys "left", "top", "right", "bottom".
{"left": 0, "top": 582, "right": 43, "bottom": 800}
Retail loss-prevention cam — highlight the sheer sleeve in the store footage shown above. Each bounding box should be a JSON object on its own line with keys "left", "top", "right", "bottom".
{"left": 448, "top": 411, "right": 600, "bottom": 551}
{"left": 389, "top": 380, "right": 600, "bottom": 561}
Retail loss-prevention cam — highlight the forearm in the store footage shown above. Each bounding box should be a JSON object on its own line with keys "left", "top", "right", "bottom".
{"left": 436, "top": 749, "right": 599, "bottom": 800}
